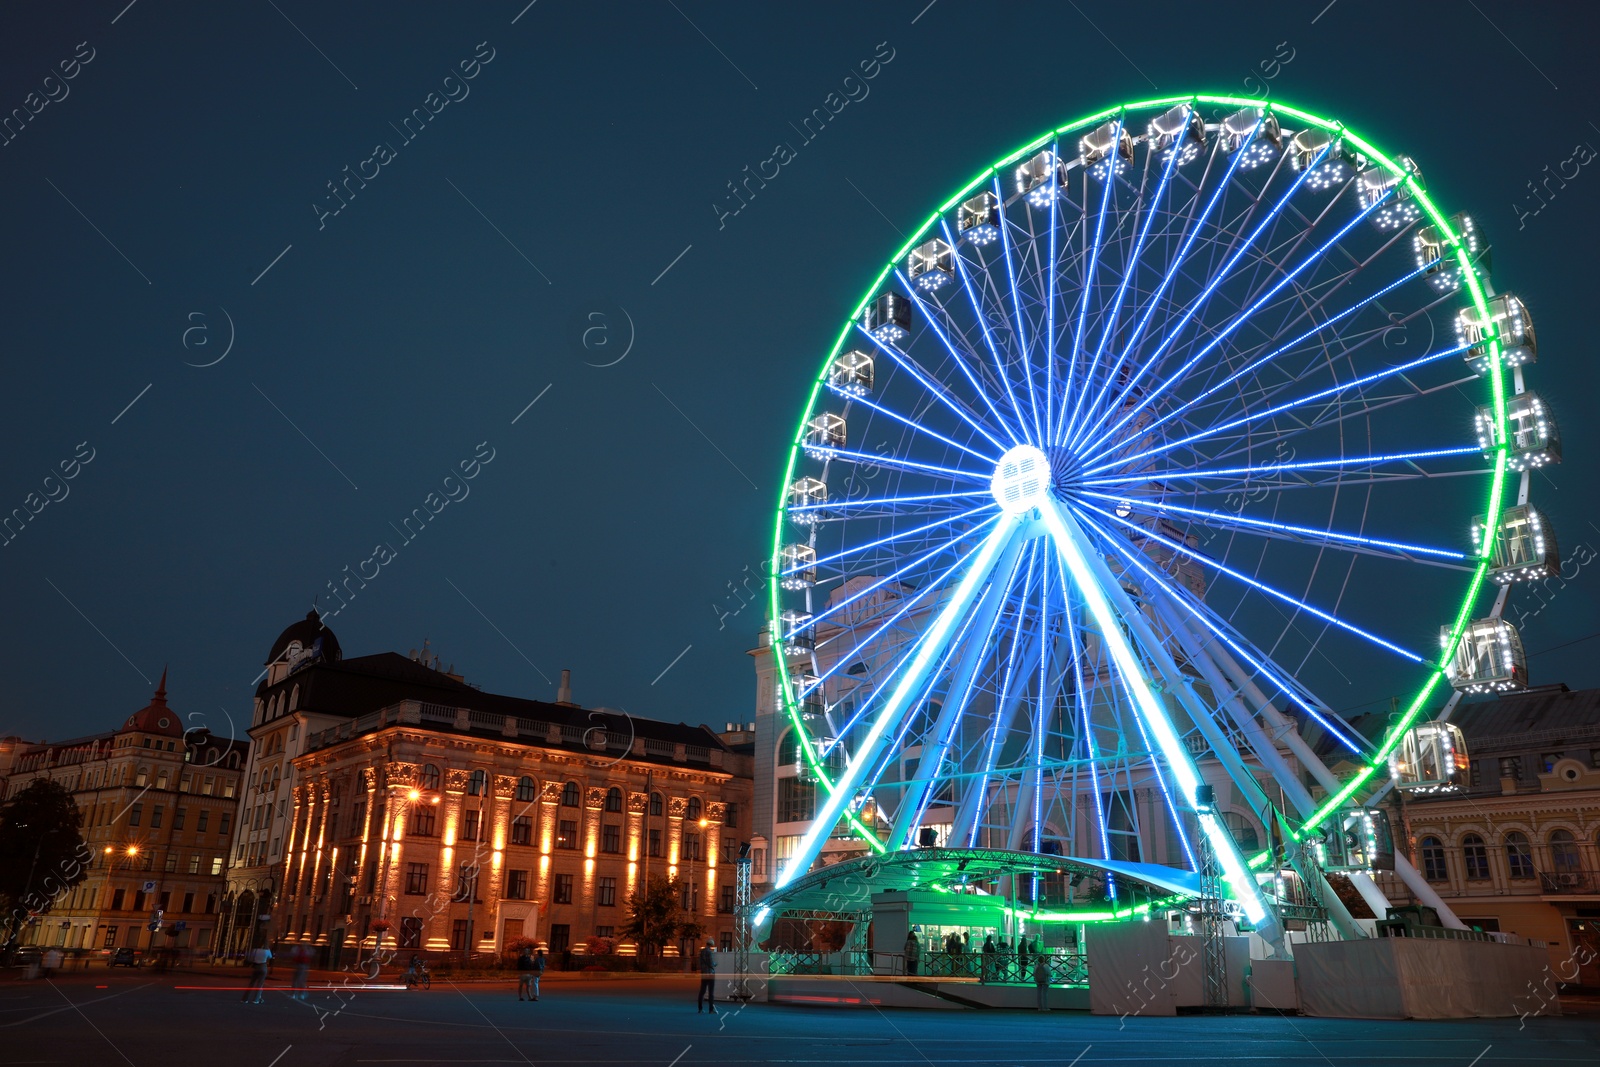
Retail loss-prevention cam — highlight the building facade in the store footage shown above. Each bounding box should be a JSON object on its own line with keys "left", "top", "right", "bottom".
{"left": 0, "top": 675, "right": 246, "bottom": 954}
{"left": 1371, "top": 683, "right": 1600, "bottom": 987}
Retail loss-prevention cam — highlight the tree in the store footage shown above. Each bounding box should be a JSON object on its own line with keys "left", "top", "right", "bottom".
{"left": 0, "top": 779, "right": 89, "bottom": 955}
{"left": 619, "top": 875, "right": 703, "bottom": 957}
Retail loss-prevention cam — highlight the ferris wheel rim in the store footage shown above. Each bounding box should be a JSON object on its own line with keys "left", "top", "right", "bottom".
{"left": 767, "top": 93, "right": 1513, "bottom": 890}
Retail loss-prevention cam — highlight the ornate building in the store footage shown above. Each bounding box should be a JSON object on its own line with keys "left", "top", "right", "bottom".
{"left": 0, "top": 675, "right": 247, "bottom": 955}
{"left": 1370, "top": 683, "right": 1600, "bottom": 987}
{"left": 233, "top": 612, "right": 753, "bottom": 966}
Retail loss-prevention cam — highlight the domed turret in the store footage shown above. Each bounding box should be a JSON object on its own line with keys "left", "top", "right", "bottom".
{"left": 265, "top": 610, "right": 342, "bottom": 669}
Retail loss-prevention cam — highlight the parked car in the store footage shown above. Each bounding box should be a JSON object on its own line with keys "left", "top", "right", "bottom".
{"left": 108, "top": 948, "right": 139, "bottom": 967}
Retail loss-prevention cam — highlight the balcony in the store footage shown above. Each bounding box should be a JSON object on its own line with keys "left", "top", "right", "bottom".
{"left": 1538, "top": 868, "right": 1600, "bottom": 896}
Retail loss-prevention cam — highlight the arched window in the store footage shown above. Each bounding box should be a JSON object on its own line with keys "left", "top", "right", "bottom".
{"left": 1549, "top": 829, "right": 1581, "bottom": 871}
{"left": 777, "top": 730, "right": 803, "bottom": 766}
{"left": 1505, "top": 831, "right": 1536, "bottom": 879}
{"left": 289, "top": 685, "right": 300, "bottom": 712}
{"left": 686, "top": 796, "right": 702, "bottom": 821}
{"left": 467, "top": 770, "right": 487, "bottom": 797}
{"left": 605, "top": 787, "right": 623, "bottom": 813}
{"left": 561, "top": 781, "right": 581, "bottom": 807}
{"left": 1462, "top": 833, "right": 1490, "bottom": 880}
{"left": 515, "top": 776, "right": 536, "bottom": 803}
{"left": 1420, "top": 835, "right": 1448, "bottom": 881}
{"left": 420, "top": 764, "right": 441, "bottom": 791}
{"left": 1221, "top": 811, "right": 1259, "bottom": 853}
{"left": 649, "top": 792, "right": 663, "bottom": 817}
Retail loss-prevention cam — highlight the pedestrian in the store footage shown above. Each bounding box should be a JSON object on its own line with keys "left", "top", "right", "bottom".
{"left": 980, "top": 935, "right": 996, "bottom": 984}
{"left": 903, "top": 930, "right": 920, "bottom": 976}
{"left": 290, "top": 942, "right": 312, "bottom": 1000}
{"left": 516, "top": 946, "right": 539, "bottom": 1001}
{"left": 1033, "top": 952, "right": 1050, "bottom": 1012}
{"left": 696, "top": 938, "right": 717, "bottom": 1014}
{"left": 243, "top": 944, "right": 272, "bottom": 1004}
{"left": 42, "top": 948, "right": 62, "bottom": 979}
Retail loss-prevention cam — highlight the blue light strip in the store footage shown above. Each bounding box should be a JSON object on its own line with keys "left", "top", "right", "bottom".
{"left": 1061, "top": 107, "right": 1188, "bottom": 448}
{"left": 851, "top": 325, "right": 1010, "bottom": 454}
{"left": 892, "top": 269, "right": 1022, "bottom": 447}
{"left": 966, "top": 542, "right": 1038, "bottom": 847}
{"left": 796, "top": 501, "right": 998, "bottom": 575}
{"left": 1063, "top": 585, "right": 1116, "bottom": 888}
{"left": 787, "top": 489, "right": 993, "bottom": 514}
{"left": 1045, "top": 141, "right": 1061, "bottom": 443}
{"left": 824, "top": 446, "right": 990, "bottom": 483}
{"left": 1031, "top": 554, "right": 1051, "bottom": 868}
{"left": 1082, "top": 444, "right": 1482, "bottom": 487}
{"left": 943, "top": 220, "right": 1031, "bottom": 436}
{"left": 1105, "top": 258, "right": 1439, "bottom": 457}
{"left": 1073, "top": 507, "right": 1368, "bottom": 753}
{"left": 1110, "top": 661, "right": 1198, "bottom": 872}
{"left": 1075, "top": 501, "right": 1425, "bottom": 664}
{"left": 1086, "top": 181, "right": 1400, "bottom": 451}
{"left": 1063, "top": 119, "right": 1263, "bottom": 452}
{"left": 1076, "top": 490, "right": 1466, "bottom": 560}
{"left": 1056, "top": 118, "right": 1124, "bottom": 446}
{"left": 1088, "top": 339, "right": 1471, "bottom": 475}
{"left": 996, "top": 175, "right": 1045, "bottom": 444}
{"left": 831, "top": 384, "right": 1001, "bottom": 465}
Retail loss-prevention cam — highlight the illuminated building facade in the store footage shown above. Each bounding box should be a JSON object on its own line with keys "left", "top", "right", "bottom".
{"left": 0, "top": 676, "right": 247, "bottom": 955}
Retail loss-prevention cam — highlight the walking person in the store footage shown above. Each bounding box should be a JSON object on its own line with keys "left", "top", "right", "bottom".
{"left": 242, "top": 944, "right": 272, "bottom": 1004}
{"left": 290, "top": 942, "right": 312, "bottom": 1000}
{"left": 903, "top": 930, "right": 920, "bottom": 976}
{"left": 516, "top": 946, "right": 542, "bottom": 1001}
{"left": 696, "top": 939, "right": 717, "bottom": 1014}
{"left": 980, "top": 934, "right": 996, "bottom": 984}
{"left": 41, "top": 948, "right": 63, "bottom": 980}
{"left": 1033, "top": 952, "right": 1050, "bottom": 1012}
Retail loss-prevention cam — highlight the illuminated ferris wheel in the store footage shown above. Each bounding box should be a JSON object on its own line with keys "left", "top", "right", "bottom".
{"left": 765, "top": 95, "right": 1557, "bottom": 946}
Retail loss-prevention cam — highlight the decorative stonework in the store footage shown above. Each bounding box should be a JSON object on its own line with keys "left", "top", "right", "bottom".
{"left": 385, "top": 762, "right": 418, "bottom": 787}
{"left": 541, "top": 781, "right": 563, "bottom": 803}
{"left": 444, "top": 768, "right": 470, "bottom": 793}
{"left": 627, "top": 792, "right": 648, "bottom": 814}
{"left": 668, "top": 796, "right": 688, "bottom": 818}
{"left": 707, "top": 802, "right": 726, "bottom": 823}
{"left": 494, "top": 775, "right": 517, "bottom": 799}
{"left": 586, "top": 787, "right": 606, "bottom": 810}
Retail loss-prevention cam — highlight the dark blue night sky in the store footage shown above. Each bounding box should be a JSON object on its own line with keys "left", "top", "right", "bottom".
{"left": 2, "top": 0, "right": 1597, "bottom": 743}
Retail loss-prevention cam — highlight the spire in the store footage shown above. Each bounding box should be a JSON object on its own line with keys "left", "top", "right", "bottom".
{"left": 153, "top": 667, "right": 169, "bottom": 705}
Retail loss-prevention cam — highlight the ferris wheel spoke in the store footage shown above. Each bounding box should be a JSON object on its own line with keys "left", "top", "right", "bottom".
{"left": 773, "top": 518, "right": 1023, "bottom": 890}
{"left": 833, "top": 385, "right": 1002, "bottom": 465}
{"left": 1086, "top": 175, "right": 1396, "bottom": 453}
{"left": 1119, "top": 256, "right": 1440, "bottom": 456}
{"left": 941, "top": 222, "right": 1033, "bottom": 437}
{"left": 1083, "top": 443, "right": 1481, "bottom": 490}
{"left": 1092, "top": 339, "right": 1472, "bottom": 476}
{"left": 1074, "top": 506, "right": 1368, "bottom": 753}
{"left": 1062, "top": 129, "right": 1262, "bottom": 451}
{"left": 996, "top": 178, "right": 1046, "bottom": 442}
{"left": 893, "top": 270, "right": 1024, "bottom": 445}
{"left": 821, "top": 446, "right": 990, "bottom": 484}
{"left": 1077, "top": 490, "right": 1469, "bottom": 568}
{"left": 797, "top": 500, "right": 997, "bottom": 576}
{"left": 1074, "top": 501, "right": 1426, "bottom": 665}
{"left": 854, "top": 327, "right": 1012, "bottom": 454}
{"left": 1106, "top": 660, "right": 1199, "bottom": 871}
{"left": 1055, "top": 122, "right": 1126, "bottom": 446}
{"left": 789, "top": 489, "right": 993, "bottom": 517}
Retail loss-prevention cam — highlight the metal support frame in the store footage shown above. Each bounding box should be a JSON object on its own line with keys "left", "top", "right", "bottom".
{"left": 1196, "top": 827, "right": 1229, "bottom": 1009}
{"left": 731, "top": 856, "right": 754, "bottom": 1002}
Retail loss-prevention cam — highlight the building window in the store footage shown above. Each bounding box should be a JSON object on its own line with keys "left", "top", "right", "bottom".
{"left": 557, "top": 820, "right": 578, "bottom": 850}
{"left": 506, "top": 870, "right": 529, "bottom": 899}
{"left": 1462, "top": 834, "right": 1490, "bottom": 880}
{"left": 129, "top": 803, "right": 143, "bottom": 827}
{"left": 604, "top": 787, "right": 623, "bottom": 813}
{"left": 722, "top": 837, "right": 735, "bottom": 863}
{"left": 561, "top": 782, "right": 581, "bottom": 807}
{"left": 683, "top": 833, "right": 701, "bottom": 861}
{"left": 416, "top": 764, "right": 440, "bottom": 791}
{"left": 410, "top": 807, "right": 437, "bottom": 836}
{"left": 602, "top": 824, "right": 621, "bottom": 854}
{"left": 1549, "top": 829, "right": 1581, "bottom": 872}
{"left": 595, "top": 925, "right": 614, "bottom": 939}
{"left": 454, "top": 863, "right": 480, "bottom": 902}
{"left": 686, "top": 797, "right": 702, "bottom": 821}
{"left": 111, "top": 888, "right": 125, "bottom": 911}
{"left": 720, "top": 886, "right": 735, "bottom": 913}
{"left": 405, "top": 862, "right": 429, "bottom": 895}
{"left": 1541, "top": 753, "right": 1561, "bottom": 773}
{"left": 511, "top": 816, "right": 532, "bottom": 846}
{"left": 516, "top": 776, "right": 537, "bottom": 802}
{"left": 777, "top": 778, "right": 816, "bottom": 823}
{"left": 1419, "top": 836, "right": 1448, "bottom": 881}
{"left": 724, "top": 803, "right": 738, "bottom": 829}
{"left": 553, "top": 873, "right": 573, "bottom": 904}
{"left": 1505, "top": 832, "right": 1535, "bottom": 879}
{"left": 451, "top": 919, "right": 470, "bottom": 950}
{"left": 648, "top": 829, "right": 662, "bottom": 858}
{"left": 549, "top": 924, "right": 570, "bottom": 954}
{"left": 461, "top": 810, "right": 480, "bottom": 842}
{"left": 202, "top": 776, "right": 214, "bottom": 795}
{"left": 1499, "top": 757, "right": 1521, "bottom": 779}
{"left": 151, "top": 806, "right": 164, "bottom": 829}
{"left": 164, "top": 853, "right": 177, "bottom": 873}
{"left": 597, "top": 877, "right": 617, "bottom": 907}
{"left": 720, "top": 932, "right": 733, "bottom": 952}
{"left": 173, "top": 808, "right": 186, "bottom": 830}
{"left": 398, "top": 916, "right": 423, "bottom": 948}
{"left": 219, "top": 812, "right": 231, "bottom": 836}
{"left": 1222, "top": 811, "right": 1259, "bottom": 853}
{"left": 188, "top": 854, "right": 201, "bottom": 875}
{"left": 649, "top": 792, "right": 663, "bottom": 817}
{"left": 197, "top": 811, "right": 209, "bottom": 833}
{"left": 104, "top": 927, "right": 117, "bottom": 948}
{"left": 467, "top": 770, "right": 487, "bottom": 797}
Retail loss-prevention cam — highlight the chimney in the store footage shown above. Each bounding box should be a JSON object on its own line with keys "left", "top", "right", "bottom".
{"left": 557, "top": 669, "right": 573, "bottom": 705}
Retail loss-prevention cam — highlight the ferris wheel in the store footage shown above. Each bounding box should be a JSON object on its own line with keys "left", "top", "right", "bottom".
{"left": 765, "top": 95, "right": 1556, "bottom": 945}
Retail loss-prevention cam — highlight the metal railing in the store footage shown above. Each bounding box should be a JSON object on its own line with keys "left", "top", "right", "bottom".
{"left": 1538, "top": 868, "right": 1600, "bottom": 894}
{"left": 769, "top": 950, "right": 1087, "bottom": 985}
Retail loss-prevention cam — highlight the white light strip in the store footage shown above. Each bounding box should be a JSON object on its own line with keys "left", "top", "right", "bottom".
{"left": 1038, "top": 499, "right": 1268, "bottom": 924}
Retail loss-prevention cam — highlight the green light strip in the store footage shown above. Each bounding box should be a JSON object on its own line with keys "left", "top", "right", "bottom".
{"left": 768, "top": 93, "right": 1507, "bottom": 891}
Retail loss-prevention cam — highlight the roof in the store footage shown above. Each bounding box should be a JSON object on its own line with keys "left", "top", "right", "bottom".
{"left": 1442, "top": 683, "right": 1600, "bottom": 751}
{"left": 266, "top": 610, "right": 341, "bottom": 666}
{"left": 119, "top": 670, "right": 184, "bottom": 737}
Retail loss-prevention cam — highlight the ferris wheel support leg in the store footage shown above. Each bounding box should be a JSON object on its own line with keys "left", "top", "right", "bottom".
{"left": 886, "top": 534, "right": 1026, "bottom": 849}
{"left": 948, "top": 626, "right": 1043, "bottom": 847}
{"left": 1156, "top": 605, "right": 1366, "bottom": 941}
{"left": 1038, "top": 499, "right": 1283, "bottom": 953}
{"left": 773, "top": 518, "right": 1022, "bottom": 892}
{"left": 1389, "top": 854, "right": 1470, "bottom": 929}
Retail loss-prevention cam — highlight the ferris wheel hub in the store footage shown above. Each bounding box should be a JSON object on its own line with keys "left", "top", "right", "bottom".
{"left": 990, "top": 444, "right": 1052, "bottom": 514}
